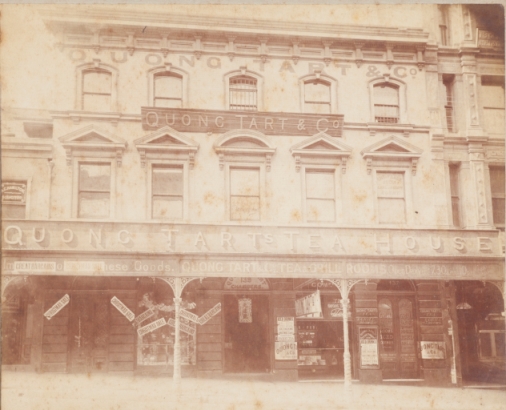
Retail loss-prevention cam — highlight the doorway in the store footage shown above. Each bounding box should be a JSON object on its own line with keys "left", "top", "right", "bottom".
{"left": 69, "top": 293, "right": 110, "bottom": 373}
{"left": 378, "top": 296, "right": 419, "bottom": 379}
{"left": 223, "top": 294, "right": 270, "bottom": 373}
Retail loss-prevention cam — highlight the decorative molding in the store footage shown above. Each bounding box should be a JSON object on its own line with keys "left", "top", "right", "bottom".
{"left": 134, "top": 125, "right": 199, "bottom": 168}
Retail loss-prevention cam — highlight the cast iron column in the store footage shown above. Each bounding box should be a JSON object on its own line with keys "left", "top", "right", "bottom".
{"left": 173, "top": 296, "right": 182, "bottom": 383}
{"left": 341, "top": 297, "right": 352, "bottom": 387}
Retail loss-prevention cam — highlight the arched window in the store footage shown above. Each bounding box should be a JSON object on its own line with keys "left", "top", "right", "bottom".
{"left": 82, "top": 68, "right": 112, "bottom": 111}
{"left": 229, "top": 75, "right": 257, "bottom": 111}
{"left": 304, "top": 79, "right": 331, "bottom": 114}
{"left": 373, "top": 83, "right": 400, "bottom": 123}
{"left": 153, "top": 72, "right": 183, "bottom": 108}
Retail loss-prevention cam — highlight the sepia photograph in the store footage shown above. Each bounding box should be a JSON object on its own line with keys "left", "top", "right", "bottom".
{"left": 1, "top": 3, "right": 505, "bottom": 409}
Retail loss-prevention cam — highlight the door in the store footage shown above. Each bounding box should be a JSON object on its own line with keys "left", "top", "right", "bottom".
{"left": 224, "top": 294, "right": 270, "bottom": 373}
{"left": 69, "top": 293, "right": 110, "bottom": 373}
{"left": 378, "top": 296, "right": 418, "bottom": 379}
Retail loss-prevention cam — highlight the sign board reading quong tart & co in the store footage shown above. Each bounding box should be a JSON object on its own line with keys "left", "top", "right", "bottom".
{"left": 275, "top": 342, "right": 298, "bottom": 360}
{"left": 420, "top": 341, "right": 446, "bottom": 359}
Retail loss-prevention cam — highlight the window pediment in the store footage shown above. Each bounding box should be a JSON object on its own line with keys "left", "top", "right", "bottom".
{"left": 361, "top": 135, "right": 422, "bottom": 175}
{"left": 214, "top": 130, "right": 275, "bottom": 171}
{"left": 134, "top": 125, "right": 199, "bottom": 168}
{"left": 291, "top": 132, "right": 352, "bottom": 173}
{"left": 59, "top": 124, "right": 126, "bottom": 166}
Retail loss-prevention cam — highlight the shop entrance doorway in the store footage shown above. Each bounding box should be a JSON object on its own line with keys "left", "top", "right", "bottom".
{"left": 69, "top": 293, "right": 110, "bottom": 373}
{"left": 223, "top": 294, "right": 270, "bottom": 373}
{"left": 378, "top": 296, "right": 419, "bottom": 379}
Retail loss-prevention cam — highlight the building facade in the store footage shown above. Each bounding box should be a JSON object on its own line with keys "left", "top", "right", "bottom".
{"left": 2, "top": 5, "right": 505, "bottom": 386}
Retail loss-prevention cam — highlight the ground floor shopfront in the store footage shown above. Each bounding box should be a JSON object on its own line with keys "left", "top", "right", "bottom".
{"left": 3, "top": 271, "right": 504, "bottom": 386}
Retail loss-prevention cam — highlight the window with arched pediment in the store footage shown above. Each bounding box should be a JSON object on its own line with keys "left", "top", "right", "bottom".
{"left": 82, "top": 68, "right": 112, "bottom": 111}
{"left": 373, "top": 83, "right": 400, "bottom": 123}
{"left": 299, "top": 73, "right": 338, "bottom": 114}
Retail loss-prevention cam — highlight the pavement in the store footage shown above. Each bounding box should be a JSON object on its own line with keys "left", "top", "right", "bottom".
{"left": 1, "top": 371, "right": 505, "bottom": 410}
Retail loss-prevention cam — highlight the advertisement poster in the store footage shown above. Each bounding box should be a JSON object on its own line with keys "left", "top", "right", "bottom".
{"left": 275, "top": 342, "right": 298, "bottom": 360}
{"left": 295, "top": 290, "right": 323, "bottom": 318}
{"left": 277, "top": 317, "right": 295, "bottom": 335}
{"left": 238, "top": 298, "right": 252, "bottom": 323}
{"left": 359, "top": 327, "right": 379, "bottom": 367}
{"left": 420, "top": 341, "right": 446, "bottom": 359}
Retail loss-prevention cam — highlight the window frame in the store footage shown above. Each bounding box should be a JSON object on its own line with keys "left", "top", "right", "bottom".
{"left": 148, "top": 66, "right": 188, "bottom": 108}
{"left": 480, "top": 76, "right": 505, "bottom": 136}
{"left": 224, "top": 70, "right": 263, "bottom": 112}
{"left": 373, "top": 169, "right": 409, "bottom": 225}
{"left": 228, "top": 166, "right": 262, "bottom": 221}
{"left": 76, "top": 63, "right": 118, "bottom": 112}
{"left": 488, "top": 164, "right": 505, "bottom": 229}
{"left": 148, "top": 161, "right": 189, "bottom": 221}
{"left": 299, "top": 73, "right": 338, "bottom": 114}
{"left": 448, "top": 162, "right": 462, "bottom": 228}
{"left": 228, "top": 75, "right": 258, "bottom": 111}
{"left": 302, "top": 166, "right": 338, "bottom": 223}
{"left": 443, "top": 75, "right": 456, "bottom": 133}
{"left": 73, "top": 159, "right": 115, "bottom": 220}
{"left": 368, "top": 77, "right": 407, "bottom": 124}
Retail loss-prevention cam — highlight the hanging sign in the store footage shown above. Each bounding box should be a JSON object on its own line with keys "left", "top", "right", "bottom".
{"left": 111, "top": 296, "right": 135, "bottom": 322}
{"left": 167, "top": 318, "right": 196, "bottom": 336}
{"left": 180, "top": 309, "right": 199, "bottom": 323}
{"left": 275, "top": 342, "right": 298, "bottom": 360}
{"left": 420, "top": 341, "right": 446, "bottom": 359}
{"left": 277, "top": 317, "right": 295, "bottom": 335}
{"left": 44, "top": 294, "right": 70, "bottom": 320}
{"left": 359, "top": 327, "right": 379, "bottom": 367}
{"left": 137, "top": 318, "right": 167, "bottom": 337}
{"left": 224, "top": 277, "right": 269, "bottom": 290}
{"left": 198, "top": 303, "right": 222, "bottom": 325}
{"left": 132, "top": 308, "right": 155, "bottom": 327}
{"left": 295, "top": 290, "right": 323, "bottom": 318}
{"left": 238, "top": 298, "right": 252, "bottom": 323}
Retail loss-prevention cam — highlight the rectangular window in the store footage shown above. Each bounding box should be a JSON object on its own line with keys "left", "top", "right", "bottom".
{"left": 374, "top": 84, "right": 400, "bottom": 123}
{"left": 443, "top": 76, "right": 455, "bottom": 132}
{"left": 377, "top": 172, "right": 406, "bottom": 224}
{"left": 304, "top": 80, "right": 331, "bottom": 114}
{"left": 154, "top": 74, "right": 183, "bottom": 108}
{"left": 481, "top": 77, "right": 505, "bottom": 135}
{"left": 2, "top": 181, "right": 27, "bottom": 219}
{"left": 449, "top": 164, "right": 461, "bottom": 227}
{"left": 82, "top": 69, "right": 112, "bottom": 112}
{"left": 438, "top": 5, "right": 450, "bottom": 46}
{"left": 78, "top": 163, "right": 111, "bottom": 219}
{"left": 490, "top": 166, "right": 505, "bottom": 227}
{"left": 229, "top": 76, "right": 257, "bottom": 111}
{"left": 305, "top": 169, "right": 335, "bottom": 222}
{"left": 230, "top": 167, "right": 260, "bottom": 221}
{"left": 152, "top": 166, "right": 183, "bottom": 220}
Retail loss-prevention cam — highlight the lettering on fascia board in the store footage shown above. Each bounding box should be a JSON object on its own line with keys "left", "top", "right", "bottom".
{"left": 2, "top": 225, "right": 501, "bottom": 256}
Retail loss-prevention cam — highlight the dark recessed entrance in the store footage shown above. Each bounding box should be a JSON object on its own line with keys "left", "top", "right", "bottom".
{"left": 223, "top": 294, "right": 270, "bottom": 373}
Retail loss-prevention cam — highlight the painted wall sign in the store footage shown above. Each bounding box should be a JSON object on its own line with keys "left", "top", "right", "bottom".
{"left": 296, "top": 290, "right": 323, "bottom": 318}
{"left": 2, "top": 182, "right": 26, "bottom": 204}
{"left": 137, "top": 318, "right": 167, "bottom": 337}
{"left": 198, "top": 303, "right": 222, "bottom": 325}
{"left": 277, "top": 317, "right": 295, "bottom": 335}
{"left": 141, "top": 107, "right": 344, "bottom": 137}
{"left": 167, "top": 318, "right": 196, "bottom": 336}
{"left": 179, "top": 308, "right": 199, "bottom": 323}
{"left": 44, "top": 294, "right": 70, "bottom": 320}
{"left": 224, "top": 277, "right": 269, "bottom": 290}
{"left": 420, "top": 341, "right": 446, "bottom": 359}
{"left": 132, "top": 308, "right": 155, "bottom": 327}
{"left": 238, "top": 298, "right": 252, "bottom": 323}
{"left": 275, "top": 342, "right": 298, "bottom": 360}
{"left": 111, "top": 296, "right": 135, "bottom": 322}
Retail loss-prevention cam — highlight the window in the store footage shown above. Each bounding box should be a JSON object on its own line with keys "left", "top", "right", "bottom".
{"left": 449, "top": 164, "right": 461, "bottom": 227}
{"left": 230, "top": 167, "right": 260, "bottom": 220}
{"left": 153, "top": 73, "right": 183, "bottom": 108}
{"left": 481, "top": 77, "right": 505, "bottom": 135}
{"left": 443, "top": 76, "right": 455, "bottom": 132}
{"left": 373, "top": 84, "right": 400, "bottom": 123}
{"left": 377, "top": 172, "right": 406, "bottom": 224}
{"left": 490, "top": 166, "right": 505, "bottom": 227}
{"left": 229, "top": 75, "right": 257, "bottom": 111}
{"left": 78, "top": 163, "right": 111, "bottom": 218}
{"left": 304, "top": 79, "right": 331, "bottom": 114}
{"left": 2, "top": 181, "right": 27, "bottom": 219}
{"left": 438, "top": 5, "right": 450, "bottom": 46}
{"left": 152, "top": 165, "right": 183, "bottom": 220}
{"left": 305, "top": 170, "right": 335, "bottom": 222}
{"left": 82, "top": 69, "right": 112, "bottom": 111}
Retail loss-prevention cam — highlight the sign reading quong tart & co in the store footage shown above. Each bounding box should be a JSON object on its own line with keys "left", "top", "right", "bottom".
{"left": 141, "top": 107, "right": 344, "bottom": 137}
